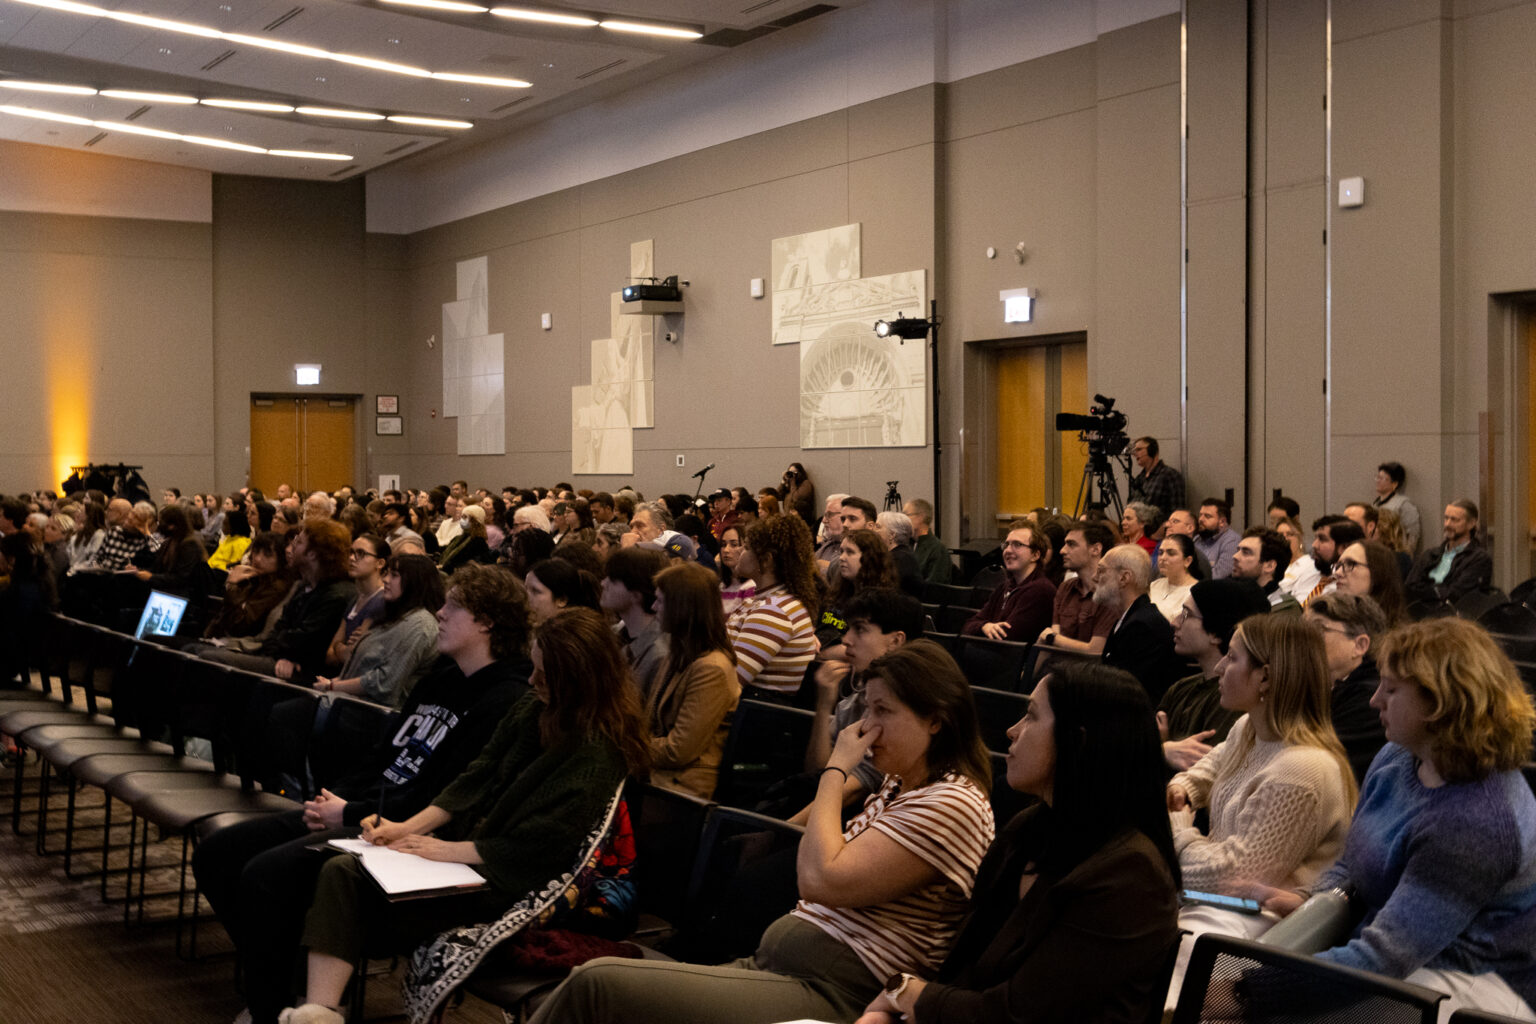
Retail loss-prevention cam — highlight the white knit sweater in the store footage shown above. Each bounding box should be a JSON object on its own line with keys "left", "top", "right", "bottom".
{"left": 1170, "top": 715, "right": 1352, "bottom": 893}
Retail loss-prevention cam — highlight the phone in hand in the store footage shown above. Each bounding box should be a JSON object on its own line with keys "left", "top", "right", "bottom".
{"left": 1180, "top": 889, "right": 1262, "bottom": 913}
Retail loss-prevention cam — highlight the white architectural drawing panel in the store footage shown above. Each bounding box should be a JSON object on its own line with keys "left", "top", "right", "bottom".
{"left": 572, "top": 384, "right": 634, "bottom": 475}
{"left": 441, "top": 256, "right": 505, "bottom": 455}
{"left": 771, "top": 223, "right": 860, "bottom": 345}
{"left": 798, "top": 270, "right": 928, "bottom": 449}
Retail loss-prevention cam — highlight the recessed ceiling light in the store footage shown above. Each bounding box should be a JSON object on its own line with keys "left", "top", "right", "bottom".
{"left": 269, "top": 149, "right": 353, "bottom": 160}
{"left": 387, "top": 114, "right": 473, "bottom": 128}
{"left": 180, "top": 134, "right": 268, "bottom": 153}
{"left": 598, "top": 19, "right": 702, "bottom": 39}
{"left": 380, "top": 0, "right": 489, "bottom": 10}
{"left": 1, "top": 80, "right": 97, "bottom": 95}
{"left": 296, "top": 106, "right": 386, "bottom": 120}
{"left": 93, "top": 120, "right": 183, "bottom": 139}
{"left": 431, "top": 71, "right": 530, "bottom": 87}
{"left": 202, "top": 98, "right": 296, "bottom": 112}
{"left": 100, "top": 89, "right": 198, "bottom": 104}
{"left": 332, "top": 53, "right": 432, "bottom": 76}
{"left": 108, "top": 10, "right": 221, "bottom": 37}
{"left": 489, "top": 7, "right": 597, "bottom": 27}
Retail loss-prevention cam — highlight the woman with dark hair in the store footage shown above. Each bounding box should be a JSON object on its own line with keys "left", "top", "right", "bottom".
{"left": 66, "top": 500, "right": 107, "bottom": 570}
{"left": 505, "top": 527, "right": 556, "bottom": 576}
{"left": 322, "top": 533, "right": 390, "bottom": 669}
{"left": 125, "top": 504, "right": 208, "bottom": 596}
{"left": 528, "top": 637, "right": 995, "bottom": 1024}
{"left": 728, "top": 514, "right": 824, "bottom": 699}
{"left": 209, "top": 501, "right": 253, "bottom": 571}
{"left": 204, "top": 531, "right": 292, "bottom": 640}
{"left": 716, "top": 523, "right": 756, "bottom": 616}
{"left": 480, "top": 495, "right": 508, "bottom": 552}
{"left": 282, "top": 608, "right": 650, "bottom": 1024}
{"left": 524, "top": 556, "right": 601, "bottom": 623}
{"left": 1332, "top": 539, "right": 1407, "bottom": 626}
{"left": 858, "top": 661, "right": 1181, "bottom": 1023}
{"left": 646, "top": 562, "right": 740, "bottom": 799}
{"left": 1258, "top": 617, "right": 1536, "bottom": 1019}
{"left": 314, "top": 554, "right": 446, "bottom": 707}
{"left": 407, "top": 504, "right": 439, "bottom": 557}
{"left": 1149, "top": 533, "right": 1200, "bottom": 621}
{"left": 780, "top": 461, "right": 816, "bottom": 532}
{"left": 822, "top": 529, "right": 898, "bottom": 649}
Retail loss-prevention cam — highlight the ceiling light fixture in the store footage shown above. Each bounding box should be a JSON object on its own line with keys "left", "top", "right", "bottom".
{"left": 296, "top": 106, "right": 386, "bottom": 120}
{"left": 598, "top": 19, "right": 702, "bottom": 39}
{"left": 430, "top": 71, "right": 530, "bottom": 87}
{"left": 268, "top": 149, "right": 353, "bottom": 160}
{"left": 387, "top": 114, "right": 473, "bottom": 128}
{"left": 201, "top": 98, "right": 296, "bottom": 112}
{"left": 91, "top": 120, "right": 183, "bottom": 139}
{"left": 4, "top": 0, "right": 532, "bottom": 86}
{"left": 0, "top": 104, "right": 92, "bottom": 124}
{"left": 381, "top": 0, "right": 489, "bottom": 10}
{"left": 489, "top": 7, "right": 598, "bottom": 26}
{"left": 1, "top": 80, "right": 97, "bottom": 94}
{"left": 179, "top": 135, "right": 269, "bottom": 152}
{"left": 99, "top": 89, "right": 198, "bottom": 104}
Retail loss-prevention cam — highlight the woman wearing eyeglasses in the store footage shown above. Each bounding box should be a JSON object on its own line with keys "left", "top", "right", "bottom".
{"left": 1330, "top": 539, "right": 1406, "bottom": 627}
{"left": 314, "top": 555, "right": 446, "bottom": 708}
{"left": 321, "top": 533, "right": 390, "bottom": 670}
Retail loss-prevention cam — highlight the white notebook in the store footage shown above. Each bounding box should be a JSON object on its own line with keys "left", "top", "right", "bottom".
{"left": 329, "top": 838, "right": 487, "bottom": 896}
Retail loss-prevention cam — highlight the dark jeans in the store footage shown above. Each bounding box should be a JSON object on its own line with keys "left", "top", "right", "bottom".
{"left": 192, "top": 809, "right": 357, "bottom": 1024}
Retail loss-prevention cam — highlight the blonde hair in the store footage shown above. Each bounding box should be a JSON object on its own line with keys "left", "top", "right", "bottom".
{"left": 1230, "top": 614, "right": 1358, "bottom": 808}
{"left": 1376, "top": 618, "right": 1536, "bottom": 783}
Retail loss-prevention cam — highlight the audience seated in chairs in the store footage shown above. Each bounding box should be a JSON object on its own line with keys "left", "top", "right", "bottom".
{"left": 189, "top": 519, "right": 353, "bottom": 681}
{"left": 279, "top": 607, "right": 648, "bottom": 1024}
{"left": 1149, "top": 533, "right": 1202, "bottom": 621}
{"left": 523, "top": 556, "right": 601, "bottom": 625}
{"left": 716, "top": 523, "right": 756, "bottom": 618}
{"left": 644, "top": 562, "right": 741, "bottom": 801}
{"left": 1163, "top": 612, "right": 1358, "bottom": 1005}
{"left": 1255, "top": 617, "right": 1536, "bottom": 1021}
{"left": 962, "top": 519, "right": 1055, "bottom": 643}
{"left": 600, "top": 546, "right": 670, "bottom": 696}
{"left": 526, "top": 639, "right": 995, "bottom": 1024}
{"left": 1094, "top": 544, "right": 1185, "bottom": 703}
{"left": 873, "top": 511, "right": 925, "bottom": 599}
{"left": 1158, "top": 578, "right": 1271, "bottom": 772}
{"left": 726, "top": 514, "right": 822, "bottom": 702}
{"left": 1332, "top": 538, "right": 1408, "bottom": 627}
{"left": 821, "top": 528, "right": 898, "bottom": 654}
{"left": 313, "top": 553, "right": 445, "bottom": 708}
{"left": 191, "top": 563, "right": 535, "bottom": 1024}
{"left": 207, "top": 504, "right": 252, "bottom": 573}
{"left": 1036, "top": 521, "right": 1118, "bottom": 656}
{"left": 1303, "top": 593, "right": 1389, "bottom": 785}
{"left": 320, "top": 533, "right": 390, "bottom": 674}
{"left": 200, "top": 530, "right": 292, "bottom": 643}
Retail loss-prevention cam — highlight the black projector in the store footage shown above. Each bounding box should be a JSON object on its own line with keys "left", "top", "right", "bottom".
{"left": 622, "top": 277, "right": 681, "bottom": 303}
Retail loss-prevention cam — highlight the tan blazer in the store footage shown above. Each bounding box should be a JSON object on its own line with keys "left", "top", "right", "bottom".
{"left": 645, "top": 649, "right": 739, "bottom": 800}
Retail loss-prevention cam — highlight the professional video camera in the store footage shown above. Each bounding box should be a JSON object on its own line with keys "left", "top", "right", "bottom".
{"left": 1055, "top": 394, "right": 1129, "bottom": 456}
{"left": 1055, "top": 395, "right": 1132, "bottom": 516}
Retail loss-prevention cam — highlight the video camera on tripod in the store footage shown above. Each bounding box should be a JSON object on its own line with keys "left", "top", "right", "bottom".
{"left": 1055, "top": 394, "right": 1132, "bottom": 516}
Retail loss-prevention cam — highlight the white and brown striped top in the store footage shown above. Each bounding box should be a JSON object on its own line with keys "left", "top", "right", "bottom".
{"left": 725, "top": 583, "right": 816, "bottom": 693}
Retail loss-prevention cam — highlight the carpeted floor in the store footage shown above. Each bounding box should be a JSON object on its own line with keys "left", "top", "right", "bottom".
{"left": 0, "top": 749, "right": 508, "bottom": 1024}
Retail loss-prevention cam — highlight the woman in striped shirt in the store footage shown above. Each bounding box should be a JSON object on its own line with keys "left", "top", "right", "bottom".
{"left": 726, "top": 514, "right": 825, "bottom": 699}
{"left": 528, "top": 640, "right": 996, "bottom": 1024}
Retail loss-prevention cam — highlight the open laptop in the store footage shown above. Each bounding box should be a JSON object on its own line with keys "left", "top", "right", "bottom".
{"left": 133, "top": 589, "right": 190, "bottom": 640}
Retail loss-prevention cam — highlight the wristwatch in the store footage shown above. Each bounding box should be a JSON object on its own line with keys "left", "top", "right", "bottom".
{"left": 883, "top": 972, "right": 917, "bottom": 1016}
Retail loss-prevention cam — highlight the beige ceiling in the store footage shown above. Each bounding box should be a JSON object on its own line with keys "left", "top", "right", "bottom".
{"left": 0, "top": 0, "right": 855, "bottom": 180}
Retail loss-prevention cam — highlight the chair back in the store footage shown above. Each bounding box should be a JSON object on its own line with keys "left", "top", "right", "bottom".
{"left": 1449, "top": 1007, "right": 1536, "bottom": 1024}
{"left": 680, "top": 805, "right": 804, "bottom": 946}
{"left": 1478, "top": 603, "right": 1536, "bottom": 635}
{"left": 626, "top": 780, "right": 715, "bottom": 926}
{"left": 936, "top": 604, "right": 976, "bottom": 634}
{"left": 1170, "top": 933, "right": 1443, "bottom": 1024}
{"left": 954, "top": 634, "right": 1033, "bottom": 692}
{"left": 308, "top": 694, "right": 399, "bottom": 793}
{"left": 923, "top": 582, "right": 980, "bottom": 607}
{"left": 713, "top": 699, "right": 814, "bottom": 810}
{"left": 970, "top": 686, "right": 1028, "bottom": 752}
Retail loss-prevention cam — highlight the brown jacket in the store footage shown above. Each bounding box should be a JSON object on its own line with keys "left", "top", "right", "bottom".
{"left": 645, "top": 649, "right": 739, "bottom": 800}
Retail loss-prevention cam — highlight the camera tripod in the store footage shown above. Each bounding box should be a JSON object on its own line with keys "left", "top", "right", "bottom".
{"left": 1070, "top": 449, "right": 1128, "bottom": 518}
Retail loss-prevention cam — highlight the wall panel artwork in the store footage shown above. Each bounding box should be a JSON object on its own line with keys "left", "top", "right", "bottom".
{"left": 441, "top": 255, "right": 505, "bottom": 455}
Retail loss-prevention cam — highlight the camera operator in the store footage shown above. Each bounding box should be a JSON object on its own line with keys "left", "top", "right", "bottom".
{"left": 1128, "top": 436, "right": 1185, "bottom": 517}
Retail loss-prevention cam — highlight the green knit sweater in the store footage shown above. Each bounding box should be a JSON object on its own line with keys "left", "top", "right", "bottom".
{"left": 432, "top": 693, "right": 628, "bottom": 894}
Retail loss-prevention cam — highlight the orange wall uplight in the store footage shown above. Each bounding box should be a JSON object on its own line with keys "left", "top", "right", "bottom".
{"left": 43, "top": 290, "right": 95, "bottom": 491}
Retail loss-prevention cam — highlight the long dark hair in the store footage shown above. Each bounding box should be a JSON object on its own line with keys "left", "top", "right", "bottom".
{"left": 830, "top": 528, "right": 896, "bottom": 606}
{"left": 655, "top": 562, "right": 736, "bottom": 684}
{"left": 865, "top": 639, "right": 990, "bottom": 792}
{"left": 1036, "top": 662, "right": 1180, "bottom": 883}
{"left": 379, "top": 554, "right": 446, "bottom": 626}
{"left": 1355, "top": 539, "right": 1406, "bottom": 626}
{"left": 534, "top": 608, "right": 650, "bottom": 773}
{"left": 527, "top": 556, "right": 600, "bottom": 612}
{"left": 155, "top": 505, "right": 199, "bottom": 571}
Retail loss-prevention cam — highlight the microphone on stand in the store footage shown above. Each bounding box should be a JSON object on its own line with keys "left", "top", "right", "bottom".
{"left": 691, "top": 462, "right": 716, "bottom": 480}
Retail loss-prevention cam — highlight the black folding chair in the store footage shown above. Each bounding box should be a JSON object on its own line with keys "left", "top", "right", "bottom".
{"left": 970, "top": 686, "right": 1028, "bottom": 752}
{"left": 953, "top": 634, "right": 1033, "bottom": 693}
{"left": 712, "top": 699, "right": 814, "bottom": 811}
{"left": 1478, "top": 603, "right": 1536, "bottom": 635}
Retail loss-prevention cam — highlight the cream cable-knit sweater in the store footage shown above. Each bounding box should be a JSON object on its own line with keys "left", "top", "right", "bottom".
{"left": 1170, "top": 714, "right": 1352, "bottom": 893}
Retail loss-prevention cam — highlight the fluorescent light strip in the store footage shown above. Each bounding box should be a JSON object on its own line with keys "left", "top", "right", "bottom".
{"left": 1, "top": 80, "right": 97, "bottom": 94}
{"left": 0, "top": 103, "right": 355, "bottom": 160}
{"left": 202, "top": 98, "right": 296, "bottom": 112}
{"left": 598, "top": 19, "right": 701, "bottom": 39}
{"left": 296, "top": 106, "right": 387, "bottom": 120}
{"left": 380, "top": 0, "right": 489, "bottom": 11}
{"left": 5, "top": 0, "right": 532, "bottom": 86}
{"left": 488, "top": 6, "right": 598, "bottom": 26}
{"left": 431, "top": 71, "right": 528, "bottom": 87}
{"left": 100, "top": 89, "right": 198, "bottom": 104}
{"left": 387, "top": 114, "right": 472, "bottom": 128}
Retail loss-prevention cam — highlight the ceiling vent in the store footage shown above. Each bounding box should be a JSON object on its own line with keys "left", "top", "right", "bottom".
{"left": 698, "top": 26, "right": 772, "bottom": 47}
{"left": 768, "top": 4, "right": 837, "bottom": 28}
{"left": 490, "top": 96, "right": 530, "bottom": 113}
{"left": 83, "top": 131, "right": 107, "bottom": 147}
{"left": 202, "top": 49, "right": 237, "bottom": 70}
{"left": 740, "top": 0, "right": 786, "bottom": 12}
{"left": 264, "top": 7, "right": 304, "bottom": 32}
{"left": 383, "top": 140, "right": 420, "bottom": 154}
{"left": 701, "top": 4, "right": 837, "bottom": 46}
{"left": 575, "top": 59, "right": 625, "bottom": 81}
{"left": 125, "top": 105, "right": 150, "bottom": 121}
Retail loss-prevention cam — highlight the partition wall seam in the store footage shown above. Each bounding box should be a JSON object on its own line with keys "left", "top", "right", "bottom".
{"left": 1323, "top": 0, "right": 1334, "bottom": 512}
{"left": 1179, "top": 0, "right": 1189, "bottom": 474}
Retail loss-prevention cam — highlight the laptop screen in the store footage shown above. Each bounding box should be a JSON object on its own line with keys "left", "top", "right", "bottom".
{"left": 134, "top": 590, "right": 190, "bottom": 640}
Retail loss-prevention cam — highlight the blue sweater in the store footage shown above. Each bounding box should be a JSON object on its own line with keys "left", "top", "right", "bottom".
{"left": 1312, "top": 744, "right": 1536, "bottom": 1004}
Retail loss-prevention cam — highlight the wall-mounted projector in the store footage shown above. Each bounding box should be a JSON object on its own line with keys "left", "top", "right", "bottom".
{"left": 622, "top": 276, "right": 682, "bottom": 303}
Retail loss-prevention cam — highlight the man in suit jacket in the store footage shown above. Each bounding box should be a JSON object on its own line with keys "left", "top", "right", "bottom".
{"left": 1092, "top": 544, "right": 1183, "bottom": 702}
